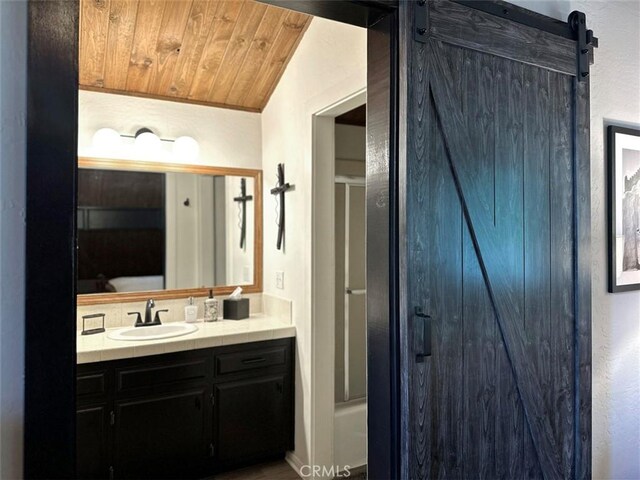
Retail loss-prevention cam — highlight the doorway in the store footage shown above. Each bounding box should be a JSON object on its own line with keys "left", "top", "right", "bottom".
{"left": 24, "top": 1, "right": 398, "bottom": 478}
{"left": 312, "top": 93, "right": 368, "bottom": 475}
{"left": 334, "top": 174, "right": 366, "bottom": 469}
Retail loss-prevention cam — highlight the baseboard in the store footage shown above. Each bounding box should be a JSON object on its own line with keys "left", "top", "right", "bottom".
{"left": 285, "top": 451, "right": 306, "bottom": 477}
{"left": 343, "top": 464, "right": 367, "bottom": 475}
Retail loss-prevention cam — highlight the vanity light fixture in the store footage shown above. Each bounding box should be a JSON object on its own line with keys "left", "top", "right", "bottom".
{"left": 91, "top": 127, "right": 200, "bottom": 160}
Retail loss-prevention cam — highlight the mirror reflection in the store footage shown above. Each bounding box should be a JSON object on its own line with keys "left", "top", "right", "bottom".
{"left": 77, "top": 167, "right": 255, "bottom": 295}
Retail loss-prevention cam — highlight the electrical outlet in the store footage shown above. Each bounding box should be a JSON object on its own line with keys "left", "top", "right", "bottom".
{"left": 275, "top": 271, "right": 285, "bottom": 290}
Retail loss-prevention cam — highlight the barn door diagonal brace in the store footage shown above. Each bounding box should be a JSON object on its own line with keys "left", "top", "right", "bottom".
{"left": 568, "top": 10, "right": 598, "bottom": 81}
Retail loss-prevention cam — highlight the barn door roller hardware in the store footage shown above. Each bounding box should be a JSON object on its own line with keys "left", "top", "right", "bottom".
{"left": 414, "top": 0, "right": 428, "bottom": 43}
{"left": 569, "top": 10, "right": 598, "bottom": 81}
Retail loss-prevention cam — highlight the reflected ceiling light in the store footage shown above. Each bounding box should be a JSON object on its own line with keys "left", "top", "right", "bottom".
{"left": 134, "top": 128, "right": 162, "bottom": 152}
{"left": 173, "top": 136, "right": 200, "bottom": 161}
{"left": 92, "top": 128, "right": 121, "bottom": 150}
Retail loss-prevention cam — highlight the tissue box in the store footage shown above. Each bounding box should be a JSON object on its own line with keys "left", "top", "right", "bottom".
{"left": 223, "top": 298, "right": 250, "bottom": 320}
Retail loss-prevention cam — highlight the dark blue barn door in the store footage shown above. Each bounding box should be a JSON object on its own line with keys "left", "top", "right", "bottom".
{"left": 400, "top": 2, "right": 592, "bottom": 478}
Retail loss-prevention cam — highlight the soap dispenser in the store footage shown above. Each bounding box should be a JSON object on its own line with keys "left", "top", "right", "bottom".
{"left": 204, "top": 289, "right": 219, "bottom": 322}
{"left": 184, "top": 296, "right": 198, "bottom": 323}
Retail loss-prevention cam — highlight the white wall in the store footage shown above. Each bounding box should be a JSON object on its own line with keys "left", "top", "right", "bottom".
{"left": 165, "top": 173, "right": 206, "bottom": 289}
{"left": 510, "top": 1, "right": 640, "bottom": 478}
{"left": 0, "top": 1, "right": 26, "bottom": 478}
{"left": 78, "top": 90, "right": 262, "bottom": 169}
{"left": 261, "top": 17, "right": 367, "bottom": 469}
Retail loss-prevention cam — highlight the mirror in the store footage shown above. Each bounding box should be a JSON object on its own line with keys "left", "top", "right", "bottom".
{"left": 77, "top": 157, "right": 262, "bottom": 305}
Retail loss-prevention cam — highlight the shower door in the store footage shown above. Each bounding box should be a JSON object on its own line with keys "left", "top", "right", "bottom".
{"left": 336, "top": 178, "right": 366, "bottom": 403}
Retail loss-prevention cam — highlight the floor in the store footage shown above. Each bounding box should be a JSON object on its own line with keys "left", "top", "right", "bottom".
{"left": 213, "top": 460, "right": 301, "bottom": 480}
{"left": 212, "top": 461, "right": 367, "bottom": 480}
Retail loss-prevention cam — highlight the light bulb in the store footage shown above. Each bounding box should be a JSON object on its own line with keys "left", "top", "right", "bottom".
{"left": 92, "top": 128, "right": 121, "bottom": 150}
{"left": 173, "top": 136, "right": 200, "bottom": 161}
{"left": 134, "top": 131, "right": 161, "bottom": 153}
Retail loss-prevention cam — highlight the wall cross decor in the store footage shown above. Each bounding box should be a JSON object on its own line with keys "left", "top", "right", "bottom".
{"left": 233, "top": 178, "right": 253, "bottom": 249}
{"left": 270, "top": 163, "right": 293, "bottom": 250}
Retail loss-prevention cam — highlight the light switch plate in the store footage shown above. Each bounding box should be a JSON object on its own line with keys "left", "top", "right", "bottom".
{"left": 276, "top": 271, "right": 284, "bottom": 290}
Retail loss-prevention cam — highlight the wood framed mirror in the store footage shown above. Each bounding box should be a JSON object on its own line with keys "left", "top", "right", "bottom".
{"left": 77, "top": 157, "right": 262, "bottom": 306}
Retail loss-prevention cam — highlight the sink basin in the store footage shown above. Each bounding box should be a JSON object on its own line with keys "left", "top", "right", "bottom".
{"left": 107, "top": 323, "right": 198, "bottom": 341}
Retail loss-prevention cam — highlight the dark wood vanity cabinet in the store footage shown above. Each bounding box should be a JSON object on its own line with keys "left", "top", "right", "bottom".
{"left": 112, "top": 387, "right": 210, "bottom": 479}
{"left": 76, "top": 338, "right": 294, "bottom": 479}
{"left": 77, "top": 368, "right": 111, "bottom": 479}
{"left": 215, "top": 374, "right": 291, "bottom": 468}
{"left": 77, "top": 403, "right": 111, "bottom": 479}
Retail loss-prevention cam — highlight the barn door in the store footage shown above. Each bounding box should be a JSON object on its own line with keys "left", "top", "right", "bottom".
{"left": 400, "top": 1, "right": 593, "bottom": 479}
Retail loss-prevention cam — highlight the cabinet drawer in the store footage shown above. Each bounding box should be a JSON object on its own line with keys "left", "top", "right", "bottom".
{"left": 77, "top": 371, "right": 107, "bottom": 398}
{"left": 117, "top": 357, "right": 209, "bottom": 394}
{"left": 215, "top": 346, "right": 287, "bottom": 375}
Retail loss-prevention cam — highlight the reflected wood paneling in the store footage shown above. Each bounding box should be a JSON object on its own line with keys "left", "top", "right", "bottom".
{"left": 79, "top": 0, "right": 311, "bottom": 112}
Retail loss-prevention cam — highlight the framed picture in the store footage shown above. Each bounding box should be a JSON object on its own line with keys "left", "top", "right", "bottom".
{"left": 608, "top": 125, "right": 640, "bottom": 292}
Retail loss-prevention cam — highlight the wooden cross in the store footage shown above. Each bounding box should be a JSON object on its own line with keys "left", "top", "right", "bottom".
{"left": 270, "top": 163, "right": 293, "bottom": 250}
{"left": 233, "top": 178, "right": 253, "bottom": 249}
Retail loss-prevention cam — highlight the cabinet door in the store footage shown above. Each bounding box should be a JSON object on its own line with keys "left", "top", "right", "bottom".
{"left": 214, "top": 374, "right": 290, "bottom": 467}
{"left": 113, "top": 388, "right": 209, "bottom": 479}
{"left": 77, "top": 404, "right": 110, "bottom": 479}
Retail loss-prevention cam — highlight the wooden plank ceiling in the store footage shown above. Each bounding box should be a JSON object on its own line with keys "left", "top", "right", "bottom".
{"left": 79, "top": 0, "right": 312, "bottom": 112}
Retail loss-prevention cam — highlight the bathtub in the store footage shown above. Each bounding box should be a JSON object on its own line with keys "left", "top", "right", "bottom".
{"left": 334, "top": 398, "right": 367, "bottom": 468}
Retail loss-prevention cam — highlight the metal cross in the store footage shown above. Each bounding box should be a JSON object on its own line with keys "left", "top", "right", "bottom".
{"left": 270, "top": 163, "right": 293, "bottom": 250}
{"left": 233, "top": 178, "right": 253, "bottom": 249}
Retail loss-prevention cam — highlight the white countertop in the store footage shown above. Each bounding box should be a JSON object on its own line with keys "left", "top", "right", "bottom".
{"left": 77, "top": 314, "right": 296, "bottom": 364}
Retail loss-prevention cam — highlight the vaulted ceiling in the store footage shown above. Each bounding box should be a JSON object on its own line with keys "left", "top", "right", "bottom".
{"left": 79, "top": 0, "right": 312, "bottom": 112}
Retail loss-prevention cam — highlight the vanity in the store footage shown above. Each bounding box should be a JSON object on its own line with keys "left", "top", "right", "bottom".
{"left": 77, "top": 329, "right": 295, "bottom": 480}
{"left": 75, "top": 157, "right": 294, "bottom": 478}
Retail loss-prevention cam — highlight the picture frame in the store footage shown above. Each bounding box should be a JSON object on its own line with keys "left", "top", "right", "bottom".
{"left": 608, "top": 125, "right": 640, "bottom": 292}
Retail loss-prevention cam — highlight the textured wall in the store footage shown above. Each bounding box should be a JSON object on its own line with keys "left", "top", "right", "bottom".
{"left": 261, "top": 17, "right": 367, "bottom": 469}
{"left": 512, "top": 1, "right": 640, "bottom": 478}
{"left": 0, "top": 1, "right": 26, "bottom": 478}
{"left": 78, "top": 90, "right": 262, "bottom": 169}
